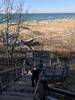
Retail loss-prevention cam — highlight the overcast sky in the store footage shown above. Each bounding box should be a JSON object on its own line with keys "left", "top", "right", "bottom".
{"left": 0, "top": 0, "right": 75, "bottom": 13}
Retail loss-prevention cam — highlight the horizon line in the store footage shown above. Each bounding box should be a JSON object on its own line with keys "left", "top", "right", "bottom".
{"left": 0, "top": 12, "right": 75, "bottom": 14}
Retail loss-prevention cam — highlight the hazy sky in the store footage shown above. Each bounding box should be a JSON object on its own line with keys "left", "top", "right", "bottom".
{"left": 0, "top": 0, "right": 75, "bottom": 13}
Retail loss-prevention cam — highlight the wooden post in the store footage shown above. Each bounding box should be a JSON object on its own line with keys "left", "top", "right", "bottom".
{"left": 39, "top": 78, "right": 48, "bottom": 100}
{"left": 15, "top": 63, "right": 18, "bottom": 79}
{"left": 23, "top": 59, "right": 26, "bottom": 74}
{"left": 0, "top": 78, "right": 2, "bottom": 93}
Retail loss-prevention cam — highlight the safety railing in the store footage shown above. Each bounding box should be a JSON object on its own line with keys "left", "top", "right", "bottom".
{"left": 0, "top": 66, "right": 22, "bottom": 93}
{"left": 39, "top": 79, "right": 75, "bottom": 100}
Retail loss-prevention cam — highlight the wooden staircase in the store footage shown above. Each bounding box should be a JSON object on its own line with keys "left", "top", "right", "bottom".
{"left": 0, "top": 74, "right": 35, "bottom": 100}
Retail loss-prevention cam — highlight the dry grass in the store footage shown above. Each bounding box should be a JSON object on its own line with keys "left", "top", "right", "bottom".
{"left": 0, "top": 19, "right": 75, "bottom": 53}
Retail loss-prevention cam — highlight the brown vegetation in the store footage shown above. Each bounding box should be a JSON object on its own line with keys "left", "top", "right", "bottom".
{"left": 1, "top": 19, "right": 75, "bottom": 54}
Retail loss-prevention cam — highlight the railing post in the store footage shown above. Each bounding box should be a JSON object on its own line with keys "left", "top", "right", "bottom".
{"left": 39, "top": 78, "right": 48, "bottom": 100}
{"left": 15, "top": 63, "right": 17, "bottom": 79}
{"left": 0, "top": 78, "right": 2, "bottom": 94}
{"left": 16, "top": 68, "right": 18, "bottom": 79}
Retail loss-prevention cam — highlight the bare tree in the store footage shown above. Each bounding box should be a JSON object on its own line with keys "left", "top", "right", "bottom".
{"left": 0, "top": 0, "right": 24, "bottom": 65}
{"left": 0, "top": 0, "right": 37, "bottom": 67}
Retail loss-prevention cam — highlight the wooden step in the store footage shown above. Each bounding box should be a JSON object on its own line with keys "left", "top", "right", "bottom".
{"left": 0, "top": 95, "right": 33, "bottom": 100}
{"left": 7, "top": 85, "right": 34, "bottom": 92}
{"left": 2, "top": 91, "right": 34, "bottom": 97}
{"left": 46, "top": 96, "right": 58, "bottom": 100}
